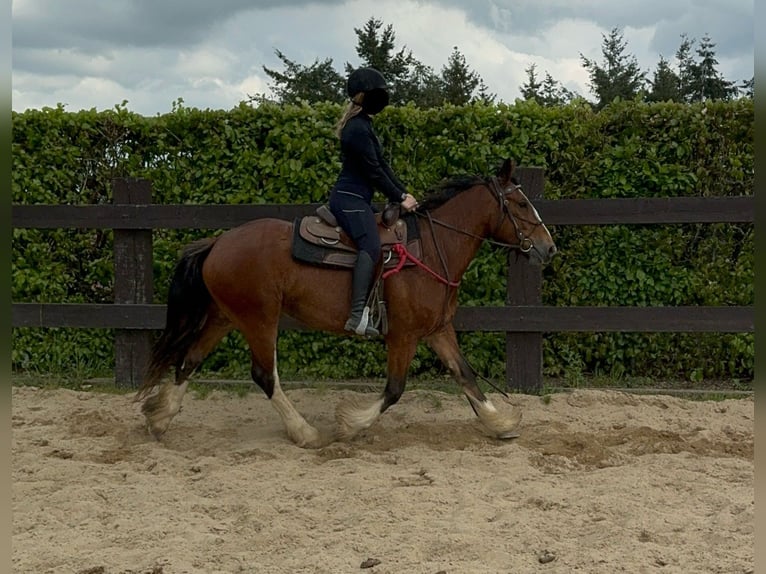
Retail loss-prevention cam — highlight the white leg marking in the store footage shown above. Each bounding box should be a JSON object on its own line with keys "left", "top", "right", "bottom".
{"left": 335, "top": 395, "right": 385, "bottom": 441}
{"left": 467, "top": 394, "right": 522, "bottom": 439}
{"left": 142, "top": 380, "right": 189, "bottom": 439}
{"left": 166, "top": 380, "right": 189, "bottom": 416}
{"left": 268, "top": 351, "right": 324, "bottom": 448}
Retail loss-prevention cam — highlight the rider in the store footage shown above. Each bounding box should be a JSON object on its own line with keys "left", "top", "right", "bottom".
{"left": 329, "top": 67, "right": 419, "bottom": 337}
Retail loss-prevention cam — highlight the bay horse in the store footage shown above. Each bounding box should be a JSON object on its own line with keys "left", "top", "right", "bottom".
{"left": 134, "top": 158, "right": 556, "bottom": 447}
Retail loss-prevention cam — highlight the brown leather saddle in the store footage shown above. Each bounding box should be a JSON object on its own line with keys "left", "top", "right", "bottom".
{"left": 292, "top": 203, "right": 422, "bottom": 269}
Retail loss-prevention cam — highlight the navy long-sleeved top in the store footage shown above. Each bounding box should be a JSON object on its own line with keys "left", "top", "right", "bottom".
{"left": 332, "top": 113, "right": 407, "bottom": 204}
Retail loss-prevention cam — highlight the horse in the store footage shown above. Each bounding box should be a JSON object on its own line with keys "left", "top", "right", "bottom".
{"left": 134, "top": 158, "right": 557, "bottom": 448}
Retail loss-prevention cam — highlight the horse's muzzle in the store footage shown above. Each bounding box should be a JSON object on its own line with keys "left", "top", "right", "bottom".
{"left": 531, "top": 242, "right": 557, "bottom": 265}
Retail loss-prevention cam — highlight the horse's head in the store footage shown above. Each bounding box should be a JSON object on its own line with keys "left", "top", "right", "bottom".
{"left": 488, "top": 159, "right": 557, "bottom": 265}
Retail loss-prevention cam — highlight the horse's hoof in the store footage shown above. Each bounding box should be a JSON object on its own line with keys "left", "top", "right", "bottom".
{"left": 334, "top": 396, "right": 383, "bottom": 442}
{"left": 287, "top": 424, "right": 329, "bottom": 449}
{"left": 334, "top": 416, "right": 366, "bottom": 442}
{"left": 144, "top": 411, "right": 173, "bottom": 440}
{"left": 146, "top": 422, "right": 166, "bottom": 441}
{"left": 294, "top": 434, "right": 327, "bottom": 449}
{"left": 496, "top": 430, "right": 520, "bottom": 440}
{"left": 334, "top": 427, "right": 358, "bottom": 443}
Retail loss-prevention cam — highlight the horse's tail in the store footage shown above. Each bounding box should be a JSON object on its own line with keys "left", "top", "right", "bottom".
{"left": 135, "top": 237, "right": 217, "bottom": 401}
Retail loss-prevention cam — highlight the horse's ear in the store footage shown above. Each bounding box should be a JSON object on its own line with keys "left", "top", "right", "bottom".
{"left": 497, "top": 158, "right": 516, "bottom": 185}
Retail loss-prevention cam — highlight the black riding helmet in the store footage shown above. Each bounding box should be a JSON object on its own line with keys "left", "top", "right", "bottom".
{"left": 347, "top": 67, "right": 389, "bottom": 114}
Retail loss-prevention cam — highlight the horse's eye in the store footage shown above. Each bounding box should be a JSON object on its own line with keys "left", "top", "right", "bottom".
{"left": 519, "top": 201, "right": 527, "bottom": 208}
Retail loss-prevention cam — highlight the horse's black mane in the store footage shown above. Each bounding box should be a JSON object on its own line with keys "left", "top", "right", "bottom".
{"left": 417, "top": 174, "right": 488, "bottom": 212}
{"left": 416, "top": 173, "right": 520, "bottom": 212}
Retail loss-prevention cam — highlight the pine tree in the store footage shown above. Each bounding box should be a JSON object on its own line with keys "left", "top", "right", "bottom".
{"left": 675, "top": 34, "right": 696, "bottom": 102}
{"left": 406, "top": 61, "right": 444, "bottom": 108}
{"left": 541, "top": 72, "right": 574, "bottom": 105}
{"left": 440, "top": 47, "right": 481, "bottom": 105}
{"left": 520, "top": 64, "right": 543, "bottom": 101}
{"left": 259, "top": 17, "right": 492, "bottom": 109}
{"left": 647, "top": 55, "right": 680, "bottom": 102}
{"left": 350, "top": 18, "right": 417, "bottom": 105}
{"left": 738, "top": 76, "right": 754, "bottom": 99}
{"left": 674, "top": 33, "right": 736, "bottom": 103}
{"left": 688, "top": 34, "right": 737, "bottom": 101}
{"left": 580, "top": 27, "right": 647, "bottom": 109}
{"left": 520, "top": 64, "right": 574, "bottom": 106}
{"left": 474, "top": 79, "right": 496, "bottom": 104}
{"left": 262, "top": 49, "right": 345, "bottom": 104}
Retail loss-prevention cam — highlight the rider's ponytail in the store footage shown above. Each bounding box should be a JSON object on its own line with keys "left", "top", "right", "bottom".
{"left": 334, "top": 92, "right": 364, "bottom": 138}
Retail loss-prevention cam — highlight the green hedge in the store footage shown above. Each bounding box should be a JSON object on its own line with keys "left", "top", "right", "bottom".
{"left": 11, "top": 99, "right": 754, "bottom": 382}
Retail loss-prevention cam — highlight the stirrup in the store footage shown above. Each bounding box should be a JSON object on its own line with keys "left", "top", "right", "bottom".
{"left": 344, "top": 306, "right": 380, "bottom": 337}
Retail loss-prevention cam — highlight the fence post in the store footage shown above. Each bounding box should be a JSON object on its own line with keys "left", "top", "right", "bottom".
{"left": 112, "top": 178, "right": 153, "bottom": 389}
{"left": 506, "top": 167, "right": 544, "bottom": 394}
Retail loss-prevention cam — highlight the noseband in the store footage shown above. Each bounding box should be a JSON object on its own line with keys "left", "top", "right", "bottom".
{"left": 487, "top": 177, "right": 542, "bottom": 252}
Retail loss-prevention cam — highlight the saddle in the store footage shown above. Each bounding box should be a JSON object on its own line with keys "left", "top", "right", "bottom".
{"left": 292, "top": 203, "right": 422, "bottom": 269}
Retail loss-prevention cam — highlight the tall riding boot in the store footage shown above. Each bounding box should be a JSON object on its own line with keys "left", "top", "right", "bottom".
{"left": 344, "top": 251, "right": 380, "bottom": 337}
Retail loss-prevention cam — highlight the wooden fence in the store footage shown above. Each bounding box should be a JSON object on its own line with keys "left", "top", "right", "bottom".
{"left": 11, "top": 168, "right": 754, "bottom": 393}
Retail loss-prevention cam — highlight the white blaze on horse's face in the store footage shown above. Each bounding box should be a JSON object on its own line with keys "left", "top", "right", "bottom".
{"left": 504, "top": 185, "right": 557, "bottom": 264}
{"left": 516, "top": 187, "right": 550, "bottom": 234}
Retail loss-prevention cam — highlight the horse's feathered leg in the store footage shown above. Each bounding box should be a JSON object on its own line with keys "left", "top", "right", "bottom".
{"left": 425, "top": 325, "right": 521, "bottom": 438}
{"left": 246, "top": 336, "right": 327, "bottom": 448}
{"left": 141, "top": 305, "right": 232, "bottom": 439}
{"left": 137, "top": 238, "right": 235, "bottom": 439}
{"left": 269, "top": 352, "right": 329, "bottom": 448}
{"left": 335, "top": 335, "right": 418, "bottom": 441}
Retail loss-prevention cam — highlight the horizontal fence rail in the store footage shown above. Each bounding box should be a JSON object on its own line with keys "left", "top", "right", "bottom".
{"left": 11, "top": 172, "right": 754, "bottom": 392}
{"left": 12, "top": 196, "right": 755, "bottom": 229}
{"left": 13, "top": 303, "right": 754, "bottom": 333}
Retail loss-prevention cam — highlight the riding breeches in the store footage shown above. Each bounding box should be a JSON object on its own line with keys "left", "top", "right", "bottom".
{"left": 328, "top": 189, "right": 381, "bottom": 262}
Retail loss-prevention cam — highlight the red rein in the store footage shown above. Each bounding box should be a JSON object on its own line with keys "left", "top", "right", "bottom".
{"left": 381, "top": 243, "right": 460, "bottom": 287}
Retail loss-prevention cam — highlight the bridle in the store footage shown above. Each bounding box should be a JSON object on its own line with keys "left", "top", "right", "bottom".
{"left": 414, "top": 176, "right": 544, "bottom": 253}
{"left": 393, "top": 176, "right": 547, "bottom": 292}
{"left": 486, "top": 176, "right": 544, "bottom": 253}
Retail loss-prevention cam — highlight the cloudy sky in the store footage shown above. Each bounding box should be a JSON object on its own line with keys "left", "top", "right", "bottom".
{"left": 11, "top": 0, "right": 754, "bottom": 116}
